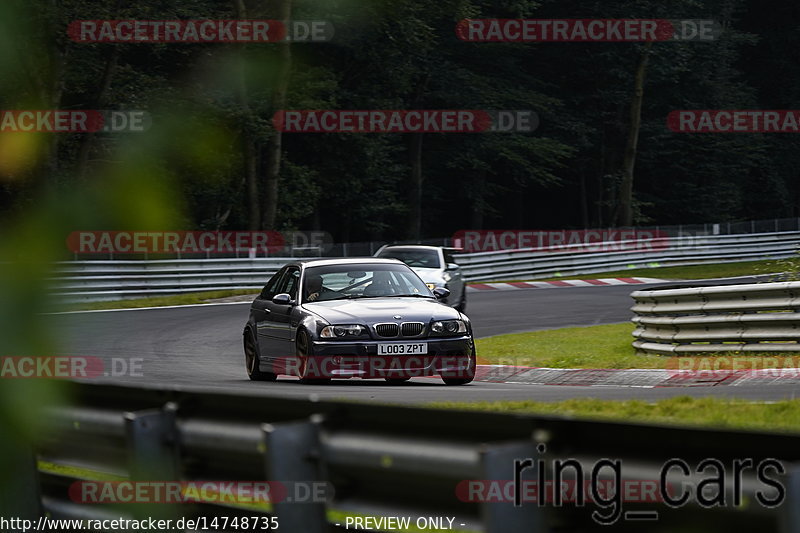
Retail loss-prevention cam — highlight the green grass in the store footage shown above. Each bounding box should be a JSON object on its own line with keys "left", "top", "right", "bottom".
{"left": 62, "top": 289, "right": 257, "bottom": 311}
{"left": 474, "top": 259, "right": 786, "bottom": 284}
{"left": 475, "top": 322, "right": 784, "bottom": 369}
{"left": 476, "top": 322, "right": 786, "bottom": 369}
{"left": 39, "top": 460, "right": 126, "bottom": 481}
{"left": 429, "top": 396, "right": 800, "bottom": 433}
{"left": 476, "top": 323, "right": 668, "bottom": 369}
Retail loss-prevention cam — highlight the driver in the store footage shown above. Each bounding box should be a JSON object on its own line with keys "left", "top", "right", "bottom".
{"left": 305, "top": 274, "right": 330, "bottom": 302}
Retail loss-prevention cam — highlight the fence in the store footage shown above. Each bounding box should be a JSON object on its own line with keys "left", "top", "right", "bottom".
{"left": 631, "top": 281, "right": 800, "bottom": 355}
{"left": 9, "top": 381, "right": 800, "bottom": 533}
{"left": 52, "top": 230, "right": 800, "bottom": 302}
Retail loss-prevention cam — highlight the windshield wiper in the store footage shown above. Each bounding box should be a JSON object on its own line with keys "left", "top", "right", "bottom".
{"left": 394, "top": 293, "right": 435, "bottom": 298}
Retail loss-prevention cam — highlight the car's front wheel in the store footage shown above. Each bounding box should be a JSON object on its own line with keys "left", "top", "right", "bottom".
{"left": 442, "top": 349, "right": 475, "bottom": 386}
{"left": 244, "top": 329, "right": 277, "bottom": 381}
{"left": 296, "top": 329, "right": 331, "bottom": 384}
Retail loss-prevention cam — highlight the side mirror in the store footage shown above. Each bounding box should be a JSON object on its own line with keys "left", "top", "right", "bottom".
{"left": 432, "top": 287, "right": 450, "bottom": 300}
{"left": 446, "top": 263, "right": 459, "bottom": 270}
{"left": 272, "top": 293, "right": 294, "bottom": 305}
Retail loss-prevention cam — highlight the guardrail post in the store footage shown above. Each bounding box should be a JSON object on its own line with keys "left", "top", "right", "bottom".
{"left": 262, "top": 415, "right": 327, "bottom": 533}
{"left": 124, "top": 402, "right": 180, "bottom": 480}
{"left": 124, "top": 403, "right": 180, "bottom": 520}
{"left": 480, "top": 441, "right": 545, "bottom": 533}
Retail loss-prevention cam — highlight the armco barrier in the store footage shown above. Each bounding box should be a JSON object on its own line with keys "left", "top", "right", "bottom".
{"left": 51, "top": 231, "right": 800, "bottom": 302}
{"left": 51, "top": 258, "right": 290, "bottom": 302}
{"left": 631, "top": 281, "right": 800, "bottom": 355}
{"left": 9, "top": 382, "right": 800, "bottom": 532}
{"left": 455, "top": 231, "right": 800, "bottom": 282}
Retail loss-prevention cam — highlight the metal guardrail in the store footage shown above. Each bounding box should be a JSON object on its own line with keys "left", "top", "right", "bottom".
{"left": 631, "top": 281, "right": 800, "bottom": 355}
{"left": 51, "top": 258, "right": 291, "bottom": 302}
{"left": 51, "top": 231, "right": 800, "bottom": 302}
{"left": 9, "top": 382, "right": 800, "bottom": 532}
{"left": 455, "top": 231, "right": 800, "bottom": 282}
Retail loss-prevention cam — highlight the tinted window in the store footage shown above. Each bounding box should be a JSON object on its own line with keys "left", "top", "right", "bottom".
{"left": 260, "top": 269, "right": 284, "bottom": 299}
{"left": 277, "top": 267, "right": 300, "bottom": 299}
{"left": 377, "top": 249, "right": 441, "bottom": 268}
{"left": 303, "top": 263, "right": 432, "bottom": 301}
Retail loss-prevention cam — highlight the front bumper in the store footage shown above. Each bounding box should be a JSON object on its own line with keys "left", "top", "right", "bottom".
{"left": 305, "top": 336, "right": 474, "bottom": 379}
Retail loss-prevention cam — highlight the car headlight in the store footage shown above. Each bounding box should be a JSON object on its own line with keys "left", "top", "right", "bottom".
{"left": 426, "top": 283, "right": 437, "bottom": 291}
{"left": 430, "top": 319, "right": 467, "bottom": 336}
{"left": 320, "top": 324, "right": 365, "bottom": 338}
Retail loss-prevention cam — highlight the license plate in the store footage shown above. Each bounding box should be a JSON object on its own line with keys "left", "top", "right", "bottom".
{"left": 378, "top": 343, "right": 428, "bottom": 355}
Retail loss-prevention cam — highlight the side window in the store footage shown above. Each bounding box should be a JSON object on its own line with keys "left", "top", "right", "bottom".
{"left": 277, "top": 267, "right": 300, "bottom": 299}
{"left": 260, "top": 269, "right": 285, "bottom": 300}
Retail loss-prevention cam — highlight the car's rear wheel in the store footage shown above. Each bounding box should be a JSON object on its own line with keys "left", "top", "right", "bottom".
{"left": 244, "top": 329, "right": 277, "bottom": 381}
{"left": 442, "top": 349, "right": 475, "bottom": 386}
{"left": 296, "top": 329, "right": 330, "bottom": 384}
{"left": 385, "top": 377, "right": 410, "bottom": 384}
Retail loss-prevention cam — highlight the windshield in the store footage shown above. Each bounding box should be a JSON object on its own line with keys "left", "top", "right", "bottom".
{"left": 303, "top": 264, "right": 433, "bottom": 302}
{"left": 377, "top": 249, "right": 441, "bottom": 269}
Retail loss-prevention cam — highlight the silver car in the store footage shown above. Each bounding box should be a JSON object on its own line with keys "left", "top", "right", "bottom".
{"left": 374, "top": 245, "right": 466, "bottom": 311}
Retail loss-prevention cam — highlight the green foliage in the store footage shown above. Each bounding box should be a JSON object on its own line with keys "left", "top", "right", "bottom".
{"left": 3, "top": 0, "right": 796, "bottom": 238}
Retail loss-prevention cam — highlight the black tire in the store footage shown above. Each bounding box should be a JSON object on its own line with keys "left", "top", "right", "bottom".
{"left": 442, "top": 349, "right": 475, "bottom": 386}
{"left": 244, "top": 329, "right": 277, "bottom": 381}
{"left": 455, "top": 288, "right": 467, "bottom": 312}
{"left": 385, "top": 377, "right": 411, "bottom": 384}
{"left": 296, "top": 329, "right": 330, "bottom": 384}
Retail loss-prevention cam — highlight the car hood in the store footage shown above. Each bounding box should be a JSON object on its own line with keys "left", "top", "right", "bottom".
{"left": 303, "top": 297, "right": 459, "bottom": 324}
{"left": 408, "top": 267, "right": 444, "bottom": 282}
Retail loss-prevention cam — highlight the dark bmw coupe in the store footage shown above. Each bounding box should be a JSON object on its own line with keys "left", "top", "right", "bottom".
{"left": 243, "top": 258, "right": 476, "bottom": 385}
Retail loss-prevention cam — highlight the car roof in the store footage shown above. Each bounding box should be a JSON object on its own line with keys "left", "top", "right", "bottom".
{"left": 296, "top": 257, "right": 404, "bottom": 268}
{"left": 378, "top": 245, "right": 443, "bottom": 252}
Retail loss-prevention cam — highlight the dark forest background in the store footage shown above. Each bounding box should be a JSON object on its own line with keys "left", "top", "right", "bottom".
{"left": 1, "top": 0, "right": 799, "bottom": 243}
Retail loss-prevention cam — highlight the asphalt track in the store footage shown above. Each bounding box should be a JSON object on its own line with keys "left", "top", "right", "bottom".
{"left": 54, "top": 277, "right": 800, "bottom": 404}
